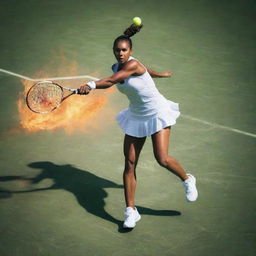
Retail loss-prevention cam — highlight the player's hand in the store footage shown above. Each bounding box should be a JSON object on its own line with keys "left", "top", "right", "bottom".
{"left": 79, "top": 84, "right": 91, "bottom": 95}
{"left": 162, "top": 70, "right": 174, "bottom": 77}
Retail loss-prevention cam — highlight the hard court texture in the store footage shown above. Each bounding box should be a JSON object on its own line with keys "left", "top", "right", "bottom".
{"left": 0, "top": 0, "right": 255, "bottom": 256}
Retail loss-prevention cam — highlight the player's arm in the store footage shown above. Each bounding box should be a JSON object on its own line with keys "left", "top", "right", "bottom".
{"left": 95, "top": 66, "right": 134, "bottom": 88}
{"left": 79, "top": 60, "right": 138, "bottom": 94}
{"left": 146, "top": 67, "right": 174, "bottom": 78}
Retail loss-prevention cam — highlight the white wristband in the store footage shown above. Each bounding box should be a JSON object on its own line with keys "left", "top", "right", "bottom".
{"left": 86, "top": 81, "right": 96, "bottom": 89}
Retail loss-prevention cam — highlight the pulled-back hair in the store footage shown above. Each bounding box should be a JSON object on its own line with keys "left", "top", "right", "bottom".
{"left": 113, "top": 24, "right": 143, "bottom": 49}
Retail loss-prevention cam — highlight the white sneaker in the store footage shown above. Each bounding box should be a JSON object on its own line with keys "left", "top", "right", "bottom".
{"left": 183, "top": 174, "right": 198, "bottom": 202}
{"left": 123, "top": 207, "right": 141, "bottom": 228}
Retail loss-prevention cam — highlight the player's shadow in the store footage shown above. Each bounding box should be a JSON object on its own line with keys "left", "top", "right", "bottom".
{"left": 0, "top": 161, "right": 181, "bottom": 232}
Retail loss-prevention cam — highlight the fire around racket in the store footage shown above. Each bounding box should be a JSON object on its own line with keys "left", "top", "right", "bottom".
{"left": 26, "top": 80, "right": 81, "bottom": 114}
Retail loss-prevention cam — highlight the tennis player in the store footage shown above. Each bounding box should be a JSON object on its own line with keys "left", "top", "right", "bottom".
{"left": 80, "top": 24, "right": 198, "bottom": 228}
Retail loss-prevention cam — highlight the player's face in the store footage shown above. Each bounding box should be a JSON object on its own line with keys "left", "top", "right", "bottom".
{"left": 113, "top": 40, "right": 132, "bottom": 64}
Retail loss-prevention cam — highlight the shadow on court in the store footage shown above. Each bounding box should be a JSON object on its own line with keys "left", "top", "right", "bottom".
{"left": 0, "top": 162, "right": 181, "bottom": 233}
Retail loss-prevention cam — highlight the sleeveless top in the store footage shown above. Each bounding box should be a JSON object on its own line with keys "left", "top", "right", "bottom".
{"left": 113, "top": 56, "right": 180, "bottom": 138}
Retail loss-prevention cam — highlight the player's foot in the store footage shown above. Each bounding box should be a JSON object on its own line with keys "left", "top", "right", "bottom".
{"left": 123, "top": 206, "right": 141, "bottom": 228}
{"left": 183, "top": 174, "right": 198, "bottom": 202}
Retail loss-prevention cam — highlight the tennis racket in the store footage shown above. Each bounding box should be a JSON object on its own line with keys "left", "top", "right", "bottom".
{"left": 26, "top": 80, "right": 82, "bottom": 114}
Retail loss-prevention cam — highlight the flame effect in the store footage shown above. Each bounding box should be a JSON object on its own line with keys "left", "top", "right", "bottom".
{"left": 17, "top": 56, "right": 116, "bottom": 134}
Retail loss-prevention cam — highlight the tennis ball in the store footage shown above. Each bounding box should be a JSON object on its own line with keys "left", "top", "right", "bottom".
{"left": 133, "top": 17, "right": 142, "bottom": 26}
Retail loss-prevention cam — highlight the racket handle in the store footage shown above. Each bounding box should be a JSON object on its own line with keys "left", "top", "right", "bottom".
{"left": 76, "top": 88, "right": 90, "bottom": 95}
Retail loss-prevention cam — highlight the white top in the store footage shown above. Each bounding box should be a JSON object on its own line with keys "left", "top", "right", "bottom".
{"left": 113, "top": 56, "right": 180, "bottom": 137}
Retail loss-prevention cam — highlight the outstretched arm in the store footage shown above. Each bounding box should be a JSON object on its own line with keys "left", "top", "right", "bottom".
{"left": 146, "top": 67, "right": 174, "bottom": 78}
{"left": 79, "top": 60, "right": 139, "bottom": 94}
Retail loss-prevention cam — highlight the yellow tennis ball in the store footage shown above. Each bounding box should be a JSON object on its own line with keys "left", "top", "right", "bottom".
{"left": 133, "top": 17, "right": 142, "bottom": 26}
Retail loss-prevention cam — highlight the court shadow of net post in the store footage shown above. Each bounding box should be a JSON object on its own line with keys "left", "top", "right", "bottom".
{"left": 0, "top": 162, "right": 181, "bottom": 232}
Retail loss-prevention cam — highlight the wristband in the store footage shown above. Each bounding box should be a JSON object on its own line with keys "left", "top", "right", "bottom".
{"left": 86, "top": 81, "right": 96, "bottom": 89}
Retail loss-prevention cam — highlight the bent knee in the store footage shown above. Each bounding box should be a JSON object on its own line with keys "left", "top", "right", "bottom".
{"left": 155, "top": 155, "right": 175, "bottom": 167}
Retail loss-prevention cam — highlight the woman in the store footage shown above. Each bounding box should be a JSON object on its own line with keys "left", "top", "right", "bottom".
{"left": 80, "top": 24, "right": 198, "bottom": 228}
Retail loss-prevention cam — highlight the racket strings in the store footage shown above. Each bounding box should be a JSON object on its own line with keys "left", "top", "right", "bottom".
{"left": 27, "top": 82, "right": 63, "bottom": 113}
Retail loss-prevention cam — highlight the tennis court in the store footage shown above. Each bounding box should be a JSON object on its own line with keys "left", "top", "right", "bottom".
{"left": 0, "top": 0, "right": 255, "bottom": 255}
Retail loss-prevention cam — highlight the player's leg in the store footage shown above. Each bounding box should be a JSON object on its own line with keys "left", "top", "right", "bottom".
{"left": 151, "top": 127, "right": 198, "bottom": 201}
{"left": 123, "top": 134, "right": 146, "bottom": 228}
{"left": 151, "top": 127, "right": 187, "bottom": 180}
{"left": 123, "top": 134, "right": 146, "bottom": 207}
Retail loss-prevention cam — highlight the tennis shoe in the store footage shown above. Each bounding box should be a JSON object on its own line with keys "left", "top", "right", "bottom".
{"left": 183, "top": 174, "right": 198, "bottom": 202}
{"left": 123, "top": 207, "right": 141, "bottom": 228}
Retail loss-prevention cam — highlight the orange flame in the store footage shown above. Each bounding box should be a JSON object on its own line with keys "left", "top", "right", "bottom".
{"left": 17, "top": 56, "right": 116, "bottom": 134}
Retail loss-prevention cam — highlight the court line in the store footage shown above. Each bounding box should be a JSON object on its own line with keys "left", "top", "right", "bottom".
{"left": 0, "top": 68, "right": 99, "bottom": 81}
{"left": 0, "top": 68, "right": 36, "bottom": 81}
{"left": 181, "top": 115, "right": 256, "bottom": 138}
{"left": 1, "top": 68, "right": 255, "bottom": 138}
{"left": 33, "top": 75, "right": 99, "bottom": 81}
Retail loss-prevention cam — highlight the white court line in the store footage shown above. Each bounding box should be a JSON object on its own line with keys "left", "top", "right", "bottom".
{"left": 33, "top": 75, "right": 99, "bottom": 82}
{"left": 0, "top": 68, "right": 99, "bottom": 81}
{"left": 1, "top": 67, "right": 255, "bottom": 138}
{"left": 0, "top": 68, "right": 36, "bottom": 81}
{"left": 181, "top": 115, "right": 256, "bottom": 138}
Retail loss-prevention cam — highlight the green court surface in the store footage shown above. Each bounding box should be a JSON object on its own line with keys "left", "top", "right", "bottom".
{"left": 0, "top": 0, "right": 255, "bottom": 255}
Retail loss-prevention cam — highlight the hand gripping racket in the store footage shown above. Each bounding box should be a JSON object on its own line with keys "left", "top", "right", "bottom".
{"left": 26, "top": 80, "right": 81, "bottom": 114}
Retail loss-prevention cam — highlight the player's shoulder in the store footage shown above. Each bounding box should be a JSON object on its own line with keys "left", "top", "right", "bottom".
{"left": 125, "top": 59, "right": 140, "bottom": 70}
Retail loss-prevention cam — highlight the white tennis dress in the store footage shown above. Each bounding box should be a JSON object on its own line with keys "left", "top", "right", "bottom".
{"left": 113, "top": 57, "right": 180, "bottom": 138}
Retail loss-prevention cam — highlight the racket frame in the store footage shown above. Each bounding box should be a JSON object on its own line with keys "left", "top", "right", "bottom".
{"left": 26, "top": 80, "right": 79, "bottom": 114}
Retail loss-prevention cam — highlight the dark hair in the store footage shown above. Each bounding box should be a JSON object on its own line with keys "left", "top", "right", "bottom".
{"left": 113, "top": 24, "right": 143, "bottom": 49}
